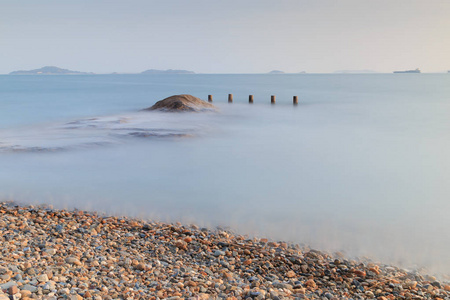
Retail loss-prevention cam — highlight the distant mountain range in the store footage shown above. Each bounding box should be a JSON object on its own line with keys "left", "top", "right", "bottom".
{"left": 8, "top": 66, "right": 196, "bottom": 75}
{"left": 9, "top": 66, "right": 93, "bottom": 75}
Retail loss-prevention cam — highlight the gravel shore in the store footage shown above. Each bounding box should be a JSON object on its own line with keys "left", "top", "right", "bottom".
{"left": 0, "top": 202, "right": 449, "bottom": 300}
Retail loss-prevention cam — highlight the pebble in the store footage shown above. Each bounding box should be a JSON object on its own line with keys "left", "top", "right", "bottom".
{"left": 0, "top": 281, "right": 17, "bottom": 290}
{"left": 44, "top": 248, "right": 57, "bottom": 255}
{"left": 8, "top": 285, "right": 18, "bottom": 295}
{"left": 0, "top": 202, "right": 449, "bottom": 300}
{"left": 65, "top": 257, "right": 81, "bottom": 265}
{"left": 37, "top": 274, "right": 49, "bottom": 282}
{"left": 0, "top": 274, "right": 10, "bottom": 281}
{"left": 286, "top": 270, "right": 296, "bottom": 278}
{"left": 214, "top": 250, "right": 226, "bottom": 257}
{"left": 21, "top": 290, "right": 32, "bottom": 298}
{"left": 21, "top": 284, "right": 37, "bottom": 292}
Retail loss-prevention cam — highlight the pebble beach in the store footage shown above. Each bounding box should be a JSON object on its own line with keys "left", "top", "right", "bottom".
{"left": 1, "top": 202, "right": 449, "bottom": 300}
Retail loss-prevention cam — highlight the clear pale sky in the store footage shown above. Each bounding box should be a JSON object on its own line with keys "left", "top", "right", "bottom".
{"left": 1, "top": 0, "right": 449, "bottom": 74}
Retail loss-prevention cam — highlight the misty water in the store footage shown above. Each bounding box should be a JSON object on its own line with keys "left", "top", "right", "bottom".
{"left": 1, "top": 74, "right": 450, "bottom": 276}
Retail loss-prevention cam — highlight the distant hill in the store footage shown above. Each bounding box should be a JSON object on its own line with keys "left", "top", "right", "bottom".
{"left": 9, "top": 66, "right": 92, "bottom": 75}
{"left": 141, "top": 69, "right": 195, "bottom": 74}
{"left": 268, "top": 70, "right": 285, "bottom": 74}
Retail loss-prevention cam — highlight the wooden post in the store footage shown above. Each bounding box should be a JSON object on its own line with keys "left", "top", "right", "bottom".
{"left": 228, "top": 94, "right": 233, "bottom": 103}
{"left": 208, "top": 95, "right": 213, "bottom": 103}
{"left": 271, "top": 95, "right": 276, "bottom": 104}
{"left": 249, "top": 95, "right": 254, "bottom": 103}
{"left": 293, "top": 96, "right": 298, "bottom": 105}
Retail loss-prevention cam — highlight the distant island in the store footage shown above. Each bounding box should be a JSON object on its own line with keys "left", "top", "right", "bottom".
{"left": 393, "top": 68, "right": 421, "bottom": 74}
{"left": 7, "top": 67, "right": 195, "bottom": 75}
{"left": 141, "top": 69, "right": 195, "bottom": 74}
{"left": 9, "top": 66, "right": 93, "bottom": 75}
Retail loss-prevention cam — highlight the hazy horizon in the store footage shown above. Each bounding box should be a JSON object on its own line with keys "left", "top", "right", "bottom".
{"left": 1, "top": 0, "right": 449, "bottom": 74}
{"left": 3, "top": 69, "right": 450, "bottom": 75}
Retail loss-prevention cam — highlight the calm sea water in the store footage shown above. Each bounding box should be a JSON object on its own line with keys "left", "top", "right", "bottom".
{"left": 1, "top": 74, "right": 450, "bottom": 276}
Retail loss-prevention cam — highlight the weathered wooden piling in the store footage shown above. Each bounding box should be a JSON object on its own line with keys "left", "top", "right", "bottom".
{"left": 204, "top": 94, "right": 300, "bottom": 105}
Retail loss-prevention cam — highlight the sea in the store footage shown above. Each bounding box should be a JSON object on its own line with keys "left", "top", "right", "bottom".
{"left": 1, "top": 73, "right": 450, "bottom": 276}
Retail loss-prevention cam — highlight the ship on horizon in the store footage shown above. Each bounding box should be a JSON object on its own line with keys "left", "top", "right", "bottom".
{"left": 393, "top": 68, "right": 421, "bottom": 74}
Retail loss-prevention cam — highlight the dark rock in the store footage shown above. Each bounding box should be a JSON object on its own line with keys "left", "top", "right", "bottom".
{"left": 55, "top": 225, "right": 64, "bottom": 233}
{"left": 249, "top": 291, "right": 260, "bottom": 297}
{"left": 144, "top": 94, "right": 216, "bottom": 112}
{"left": 217, "top": 242, "right": 230, "bottom": 248}
{"left": 142, "top": 224, "right": 152, "bottom": 231}
{"left": 431, "top": 281, "right": 441, "bottom": 288}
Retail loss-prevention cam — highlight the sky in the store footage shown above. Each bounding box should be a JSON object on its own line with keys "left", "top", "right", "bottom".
{"left": 1, "top": 0, "right": 449, "bottom": 74}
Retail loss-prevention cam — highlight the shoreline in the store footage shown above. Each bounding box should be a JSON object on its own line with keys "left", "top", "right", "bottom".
{"left": 0, "top": 202, "right": 449, "bottom": 300}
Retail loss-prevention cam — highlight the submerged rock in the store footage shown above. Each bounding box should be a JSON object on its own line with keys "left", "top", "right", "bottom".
{"left": 144, "top": 94, "right": 216, "bottom": 112}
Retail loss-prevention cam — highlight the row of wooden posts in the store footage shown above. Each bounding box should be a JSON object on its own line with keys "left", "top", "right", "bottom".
{"left": 207, "top": 94, "right": 299, "bottom": 105}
